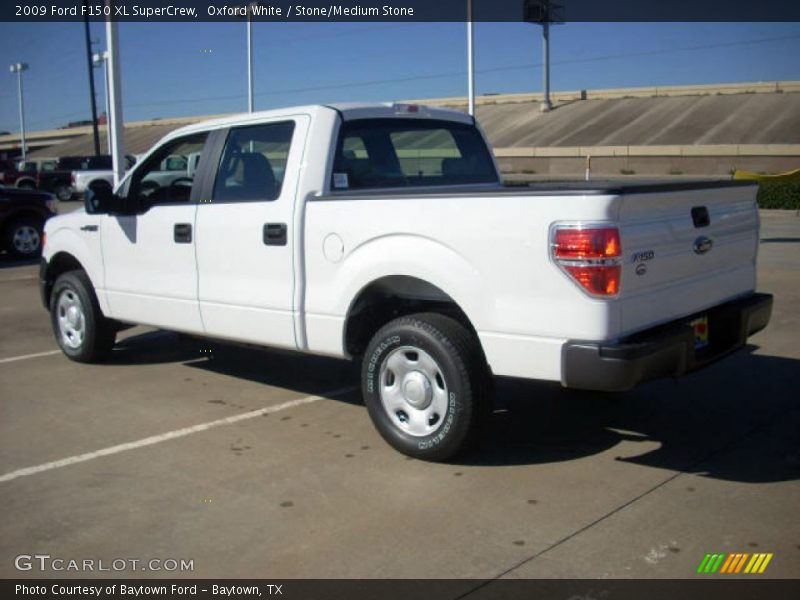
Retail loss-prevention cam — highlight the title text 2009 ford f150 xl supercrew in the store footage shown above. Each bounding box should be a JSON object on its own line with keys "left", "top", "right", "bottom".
{"left": 39, "top": 103, "right": 773, "bottom": 461}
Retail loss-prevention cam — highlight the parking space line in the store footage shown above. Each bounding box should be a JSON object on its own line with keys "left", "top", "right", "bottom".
{"left": 0, "top": 349, "right": 61, "bottom": 364}
{"left": 0, "top": 385, "right": 359, "bottom": 484}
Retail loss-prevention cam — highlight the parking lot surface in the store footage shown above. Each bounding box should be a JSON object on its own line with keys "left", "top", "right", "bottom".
{"left": 0, "top": 209, "right": 798, "bottom": 580}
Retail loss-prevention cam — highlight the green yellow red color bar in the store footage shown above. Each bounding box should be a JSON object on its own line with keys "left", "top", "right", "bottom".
{"left": 697, "top": 553, "right": 773, "bottom": 574}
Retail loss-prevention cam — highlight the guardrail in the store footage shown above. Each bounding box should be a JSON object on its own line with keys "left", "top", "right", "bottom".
{"left": 493, "top": 145, "right": 800, "bottom": 158}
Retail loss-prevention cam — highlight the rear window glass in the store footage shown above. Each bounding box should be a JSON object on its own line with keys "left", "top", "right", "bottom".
{"left": 331, "top": 118, "right": 497, "bottom": 191}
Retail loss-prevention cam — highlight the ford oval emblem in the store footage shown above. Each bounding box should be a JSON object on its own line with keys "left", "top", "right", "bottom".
{"left": 693, "top": 236, "right": 713, "bottom": 255}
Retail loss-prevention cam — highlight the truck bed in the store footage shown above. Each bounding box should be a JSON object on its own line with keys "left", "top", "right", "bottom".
{"left": 314, "top": 179, "right": 756, "bottom": 201}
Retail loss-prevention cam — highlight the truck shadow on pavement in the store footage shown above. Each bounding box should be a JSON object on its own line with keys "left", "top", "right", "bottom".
{"left": 463, "top": 346, "right": 800, "bottom": 482}
{"left": 110, "top": 329, "right": 362, "bottom": 404}
{"left": 108, "top": 332, "right": 799, "bottom": 482}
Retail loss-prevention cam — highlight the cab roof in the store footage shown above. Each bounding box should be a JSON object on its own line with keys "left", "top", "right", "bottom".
{"left": 165, "top": 102, "right": 473, "bottom": 140}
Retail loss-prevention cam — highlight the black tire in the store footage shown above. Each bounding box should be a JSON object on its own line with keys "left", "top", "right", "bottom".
{"left": 361, "top": 312, "right": 492, "bottom": 462}
{"left": 50, "top": 270, "right": 116, "bottom": 363}
{"left": 3, "top": 217, "right": 43, "bottom": 257}
{"left": 16, "top": 180, "right": 36, "bottom": 190}
{"left": 54, "top": 185, "right": 73, "bottom": 202}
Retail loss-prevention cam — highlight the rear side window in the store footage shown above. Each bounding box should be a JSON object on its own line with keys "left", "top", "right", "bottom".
{"left": 331, "top": 118, "right": 498, "bottom": 191}
{"left": 213, "top": 121, "right": 295, "bottom": 203}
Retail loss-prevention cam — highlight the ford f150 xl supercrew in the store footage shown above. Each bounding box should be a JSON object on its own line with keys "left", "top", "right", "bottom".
{"left": 39, "top": 103, "right": 773, "bottom": 461}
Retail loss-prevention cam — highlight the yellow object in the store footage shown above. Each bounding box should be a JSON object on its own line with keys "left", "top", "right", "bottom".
{"left": 733, "top": 168, "right": 800, "bottom": 182}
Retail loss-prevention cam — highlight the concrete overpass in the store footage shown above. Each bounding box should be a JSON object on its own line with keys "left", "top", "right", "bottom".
{"left": 2, "top": 81, "right": 798, "bottom": 177}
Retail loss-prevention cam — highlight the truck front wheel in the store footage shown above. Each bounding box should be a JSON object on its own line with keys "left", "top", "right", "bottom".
{"left": 361, "top": 313, "right": 491, "bottom": 462}
{"left": 50, "top": 271, "right": 116, "bottom": 363}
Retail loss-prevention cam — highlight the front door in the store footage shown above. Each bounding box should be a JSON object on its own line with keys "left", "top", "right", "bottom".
{"left": 100, "top": 132, "right": 209, "bottom": 333}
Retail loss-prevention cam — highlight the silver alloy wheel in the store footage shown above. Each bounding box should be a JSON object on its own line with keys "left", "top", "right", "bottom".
{"left": 379, "top": 345, "right": 449, "bottom": 437}
{"left": 12, "top": 225, "right": 40, "bottom": 255}
{"left": 56, "top": 289, "right": 86, "bottom": 350}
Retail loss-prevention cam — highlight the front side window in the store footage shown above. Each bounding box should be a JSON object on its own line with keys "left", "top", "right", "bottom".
{"left": 212, "top": 121, "right": 295, "bottom": 203}
{"left": 128, "top": 133, "right": 208, "bottom": 207}
{"left": 331, "top": 118, "right": 498, "bottom": 190}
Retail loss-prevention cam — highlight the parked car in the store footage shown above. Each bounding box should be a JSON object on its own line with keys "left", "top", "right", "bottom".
{"left": 0, "top": 183, "right": 57, "bottom": 257}
{"left": 71, "top": 154, "right": 137, "bottom": 200}
{"left": 37, "top": 155, "right": 132, "bottom": 201}
{"left": 39, "top": 103, "right": 773, "bottom": 461}
{"left": 35, "top": 156, "right": 86, "bottom": 201}
{"left": 0, "top": 158, "right": 39, "bottom": 189}
{"left": 13, "top": 158, "right": 59, "bottom": 189}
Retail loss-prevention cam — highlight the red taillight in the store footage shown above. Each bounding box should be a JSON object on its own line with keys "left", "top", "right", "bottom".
{"left": 564, "top": 265, "right": 621, "bottom": 296}
{"left": 554, "top": 227, "right": 621, "bottom": 260}
{"left": 552, "top": 226, "right": 622, "bottom": 297}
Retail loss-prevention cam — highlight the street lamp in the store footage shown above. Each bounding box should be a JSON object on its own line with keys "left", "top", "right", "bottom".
{"left": 245, "top": 2, "right": 261, "bottom": 113}
{"left": 467, "top": 0, "right": 475, "bottom": 116}
{"left": 93, "top": 51, "right": 112, "bottom": 155}
{"left": 9, "top": 62, "right": 29, "bottom": 161}
{"left": 524, "top": 0, "right": 563, "bottom": 113}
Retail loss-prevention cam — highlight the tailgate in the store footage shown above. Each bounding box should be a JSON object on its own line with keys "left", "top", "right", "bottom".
{"left": 617, "top": 181, "right": 759, "bottom": 336}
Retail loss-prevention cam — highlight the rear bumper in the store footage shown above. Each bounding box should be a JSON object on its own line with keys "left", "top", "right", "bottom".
{"left": 561, "top": 292, "right": 773, "bottom": 392}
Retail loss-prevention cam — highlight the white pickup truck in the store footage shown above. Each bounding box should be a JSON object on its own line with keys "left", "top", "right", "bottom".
{"left": 39, "top": 103, "right": 773, "bottom": 461}
{"left": 70, "top": 155, "right": 138, "bottom": 200}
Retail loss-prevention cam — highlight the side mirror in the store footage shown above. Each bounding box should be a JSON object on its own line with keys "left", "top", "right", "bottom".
{"left": 85, "top": 182, "right": 119, "bottom": 215}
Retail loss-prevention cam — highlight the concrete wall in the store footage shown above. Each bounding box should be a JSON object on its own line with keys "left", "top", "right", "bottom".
{"left": 496, "top": 155, "right": 800, "bottom": 177}
{"left": 493, "top": 145, "right": 800, "bottom": 177}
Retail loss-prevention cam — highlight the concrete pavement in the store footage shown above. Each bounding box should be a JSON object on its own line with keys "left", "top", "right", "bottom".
{"left": 0, "top": 211, "right": 798, "bottom": 581}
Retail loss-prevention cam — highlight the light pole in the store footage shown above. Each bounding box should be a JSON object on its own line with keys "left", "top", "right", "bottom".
{"left": 245, "top": 2, "right": 261, "bottom": 113}
{"left": 105, "top": 8, "right": 125, "bottom": 187}
{"left": 83, "top": 1, "right": 101, "bottom": 156}
{"left": 524, "top": 0, "right": 562, "bottom": 113}
{"left": 541, "top": 19, "right": 551, "bottom": 112}
{"left": 247, "top": 11, "right": 253, "bottom": 112}
{"left": 93, "top": 51, "right": 111, "bottom": 155}
{"left": 467, "top": 0, "right": 475, "bottom": 116}
{"left": 9, "top": 62, "right": 29, "bottom": 161}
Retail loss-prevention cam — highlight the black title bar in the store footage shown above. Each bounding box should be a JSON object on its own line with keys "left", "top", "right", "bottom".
{"left": 3, "top": 0, "right": 800, "bottom": 22}
{"left": 5, "top": 579, "right": 800, "bottom": 600}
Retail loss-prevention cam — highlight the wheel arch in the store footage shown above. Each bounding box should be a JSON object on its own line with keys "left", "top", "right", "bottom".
{"left": 343, "top": 275, "right": 483, "bottom": 360}
{"left": 88, "top": 178, "right": 112, "bottom": 190}
{"left": 41, "top": 251, "right": 88, "bottom": 309}
{"left": 3, "top": 210, "right": 45, "bottom": 230}
{"left": 14, "top": 176, "right": 37, "bottom": 188}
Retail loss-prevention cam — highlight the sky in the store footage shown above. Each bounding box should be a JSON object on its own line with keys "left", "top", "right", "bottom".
{"left": 1, "top": 20, "right": 800, "bottom": 134}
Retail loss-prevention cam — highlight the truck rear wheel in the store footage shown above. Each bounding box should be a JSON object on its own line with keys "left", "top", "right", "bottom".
{"left": 361, "top": 313, "right": 491, "bottom": 462}
{"left": 54, "top": 185, "right": 73, "bottom": 202}
{"left": 50, "top": 270, "right": 116, "bottom": 363}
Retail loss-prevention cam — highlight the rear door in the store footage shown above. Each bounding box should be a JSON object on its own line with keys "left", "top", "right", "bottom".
{"left": 194, "top": 116, "right": 309, "bottom": 349}
{"left": 617, "top": 182, "right": 760, "bottom": 334}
